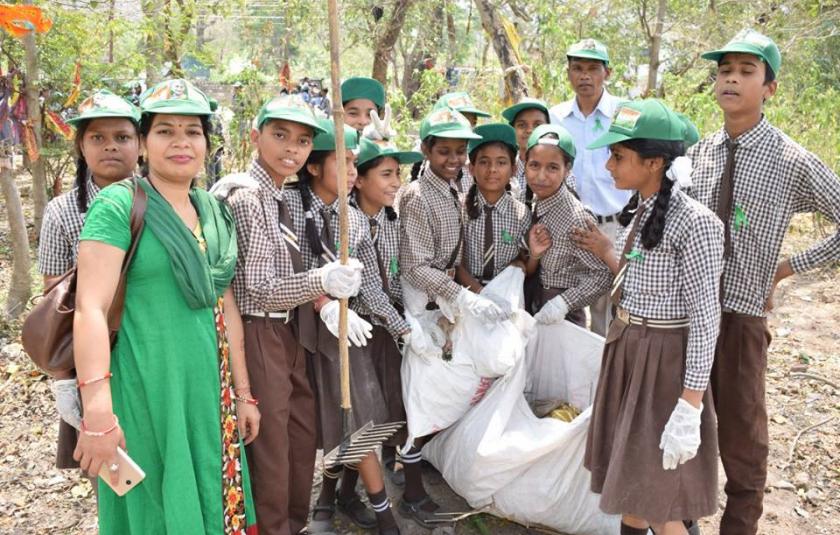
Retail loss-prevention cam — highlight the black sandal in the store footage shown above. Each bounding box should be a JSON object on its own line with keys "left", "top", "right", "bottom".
{"left": 307, "top": 504, "right": 337, "bottom": 534}
{"left": 397, "top": 495, "right": 443, "bottom": 529}
{"left": 336, "top": 492, "right": 377, "bottom": 529}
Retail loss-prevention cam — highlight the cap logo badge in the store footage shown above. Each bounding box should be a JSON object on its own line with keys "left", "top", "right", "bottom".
{"left": 428, "top": 109, "right": 466, "bottom": 127}
{"left": 170, "top": 80, "right": 187, "bottom": 99}
{"left": 613, "top": 108, "right": 641, "bottom": 130}
{"left": 447, "top": 96, "right": 472, "bottom": 108}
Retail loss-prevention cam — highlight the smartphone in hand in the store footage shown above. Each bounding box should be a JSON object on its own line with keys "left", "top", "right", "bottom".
{"left": 97, "top": 446, "right": 145, "bottom": 496}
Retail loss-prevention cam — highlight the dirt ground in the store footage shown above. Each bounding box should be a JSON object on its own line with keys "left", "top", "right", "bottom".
{"left": 0, "top": 171, "right": 837, "bottom": 534}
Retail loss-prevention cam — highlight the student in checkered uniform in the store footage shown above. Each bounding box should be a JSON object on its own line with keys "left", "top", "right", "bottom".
{"left": 455, "top": 123, "right": 541, "bottom": 293}
{"left": 501, "top": 98, "right": 550, "bottom": 198}
{"left": 285, "top": 119, "right": 405, "bottom": 535}
{"left": 523, "top": 124, "right": 611, "bottom": 327}
{"left": 224, "top": 96, "right": 363, "bottom": 535}
{"left": 578, "top": 99, "right": 723, "bottom": 535}
{"left": 431, "top": 92, "right": 492, "bottom": 193}
{"left": 687, "top": 30, "right": 840, "bottom": 535}
{"left": 38, "top": 89, "right": 141, "bottom": 473}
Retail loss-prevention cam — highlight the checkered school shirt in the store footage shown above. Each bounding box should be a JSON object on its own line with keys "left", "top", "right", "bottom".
{"left": 534, "top": 186, "right": 611, "bottom": 311}
{"left": 615, "top": 189, "right": 724, "bottom": 390}
{"left": 399, "top": 166, "right": 465, "bottom": 303}
{"left": 285, "top": 186, "right": 409, "bottom": 337}
{"left": 512, "top": 155, "right": 527, "bottom": 195}
{"left": 227, "top": 161, "right": 325, "bottom": 316}
{"left": 38, "top": 178, "right": 101, "bottom": 276}
{"left": 462, "top": 191, "right": 530, "bottom": 280}
{"left": 687, "top": 116, "right": 840, "bottom": 317}
{"left": 351, "top": 206, "right": 403, "bottom": 307}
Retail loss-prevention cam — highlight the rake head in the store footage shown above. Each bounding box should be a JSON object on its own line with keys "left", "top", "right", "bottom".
{"left": 322, "top": 420, "right": 405, "bottom": 469}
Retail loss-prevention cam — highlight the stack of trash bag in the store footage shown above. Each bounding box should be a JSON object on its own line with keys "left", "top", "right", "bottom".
{"left": 400, "top": 262, "right": 619, "bottom": 534}
{"left": 400, "top": 266, "right": 535, "bottom": 444}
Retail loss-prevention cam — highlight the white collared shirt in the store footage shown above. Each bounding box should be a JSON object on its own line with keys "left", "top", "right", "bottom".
{"left": 549, "top": 89, "right": 632, "bottom": 217}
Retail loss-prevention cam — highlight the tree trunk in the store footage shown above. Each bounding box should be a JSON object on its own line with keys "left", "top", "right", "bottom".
{"left": 372, "top": 0, "right": 415, "bottom": 85}
{"left": 473, "top": 0, "right": 528, "bottom": 102}
{"left": 108, "top": 0, "right": 116, "bottom": 63}
{"left": 0, "top": 158, "right": 33, "bottom": 319}
{"left": 143, "top": 0, "right": 161, "bottom": 83}
{"left": 646, "top": 0, "right": 667, "bottom": 96}
{"left": 21, "top": 0, "right": 47, "bottom": 239}
{"left": 445, "top": 0, "right": 457, "bottom": 66}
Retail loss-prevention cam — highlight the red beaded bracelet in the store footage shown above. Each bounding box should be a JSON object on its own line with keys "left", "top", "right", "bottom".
{"left": 81, "top": 414, "right": 120, "bottom": 437}
{"left": 77, "top": 372, "right": 113, "bottom": 388}
{"left": 235, "top": 395, "right": 259, "bottom": 406}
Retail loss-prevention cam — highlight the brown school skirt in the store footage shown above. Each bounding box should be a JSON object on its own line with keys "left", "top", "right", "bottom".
{"left": 583, "top": 318, "right": 718, "bottom": 523}
{"left": 308, "top": 317, "right": 389, "bottom": 452}
{"left": 529, "top": 286, "right": 587, "bottom": 328}
{"left": 369, "top": 325, "right": 407, "bottom": 446}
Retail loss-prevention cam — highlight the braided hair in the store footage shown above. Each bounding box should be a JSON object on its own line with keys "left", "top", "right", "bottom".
{"left": 615, "top": 138, "right": 685, "bottom": 250}
{"left": 411, "top": 136, "right": 442, "bottom": 181}
{"left": 295, "top": 150, "right": 331, "bottom": 258}
{"left": 356, "top": 154, "right": 398, "bottom": 221}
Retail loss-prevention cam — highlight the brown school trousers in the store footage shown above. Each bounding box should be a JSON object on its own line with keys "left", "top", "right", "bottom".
{"left": 711, "top": 312, "right": 772, "bottom": 535}
{"left": 243, "top": 316, "right": 317, "bottom": 535}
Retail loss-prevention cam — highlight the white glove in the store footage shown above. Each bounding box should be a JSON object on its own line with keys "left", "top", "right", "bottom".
{"left": 659, "top": 398, "right": 703, "bottom": 470}
{"left": 481, "top": 290, "right": 513, "bottom": 320}
{"left": 319, "top": 299, "right": 373, "bottom": 347}
{"left": 50, "top": 379, "right": 82, "bottom": 430}
{"left": 319, "top": 258, "right": 363, "bottom": 298}
{"left": 403, "top": 317, "right": 440, "bottom": 361}
{"left": 455, "top": 288, "right": 505, "bottom": 324}
{"left": 362, "top": 104, "right": 396, "bottom": 141}
{"left": 533, "top": 295, "right": 569, "bottom": 324}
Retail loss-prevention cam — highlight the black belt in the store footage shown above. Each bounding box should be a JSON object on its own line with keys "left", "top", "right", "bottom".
{"left": 243, "top": 311, "right": 292, "bottom": 323}
{"left": 595, "top": 213, "right": 620, "bottom": 224}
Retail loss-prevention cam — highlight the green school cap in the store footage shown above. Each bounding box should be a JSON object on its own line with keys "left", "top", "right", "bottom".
{"left": 701, "top": 29, "right": 781, "bottom": 76}
{"left": 566, "top": 38, "right": 610, "bottom": 66}
{"left": 433, "top": 92, "right": 491, "bottom": 118}
{"left": 312, "top": 118, "right": 360, "bottom": 153}
{"left": 588, "top": 99, "right": 689, "bottom": 149}
{"left": 676, "top": 112, "right": 700, "bottom": 148}
{"left": 501, "top": 97, "right": 550, "bottom": 124}
{"left": 419, "top": 107, "right": 482, "bottom": 141}
{"left": 139, "top": 79, "right": 216, "bottom": 116}
{"left": 255, "top": 94, "right": 326, "bottom": 132}
{"left": 341, "top": 77, "right": 386, "bottom": 109}
{"left": 357, "top": 137, "right": 423, "bottom": 168}
{"left": 526, "top": 124, "right": 576, "bottom": 162}
{"left": 468, "top": 123, "right": 518, "bottom": 156}
{"left": 67, "top": 89, "right": 140, "bottom": 126}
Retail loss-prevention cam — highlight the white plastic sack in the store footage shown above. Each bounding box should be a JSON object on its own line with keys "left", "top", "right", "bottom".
{"left": 424, "top": 321, "right": 620, "bottom": 535}
{"left": 454, "top": 266, "right": 535, "bottom": 377}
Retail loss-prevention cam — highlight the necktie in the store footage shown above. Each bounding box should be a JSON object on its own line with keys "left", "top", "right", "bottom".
{"left": 277, "top": 199, "right": 317, "bottom": 352}
{"left": 610, "top": 205, "right": 646, "bottom": 308}
{"left": 717, "top": 139, "right": 737, "bottom": 259}
{"left": 319, "top": 207, "right": 337, "bottom": 264}
{"left": 481, "top": 205, "right": 495, "bottom": 281}
{"left": 368, "top": 218, "right": 390, "bottom": 293}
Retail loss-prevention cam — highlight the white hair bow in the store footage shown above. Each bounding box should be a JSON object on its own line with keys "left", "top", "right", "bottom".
{"left": 666, "top": 156, "right": 693, "bottom": 188}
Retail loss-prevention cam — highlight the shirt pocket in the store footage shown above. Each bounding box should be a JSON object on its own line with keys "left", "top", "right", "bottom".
{"left": 495, "top": 241, "right": 521, "bottom": 268}
{"left": 624, "top": 248, "right": 677, "bottom": 297}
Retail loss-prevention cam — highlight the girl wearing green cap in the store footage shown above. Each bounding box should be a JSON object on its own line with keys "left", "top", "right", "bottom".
{"left": 456, "top": 123, "right": 541, "bottom": 293}
{"left": 501, "top": 98, "right": 550, "bottom": 196}
{"left": 287, "top": 122, "right": 407, "bottom": 535}
{"left": 342, "top": 76, "right": 386, "bottom": 133}
{"left": 39, "top": 88, "right": 141, "bottom": 486}
{"left": 523, "top": 124, "right": 612, "bottom": 327}
{"left": 72, "top": 79, "right": 258, "bottom": 535}
{"left": 577, "top": 99, "right": 723, "bottom": 535}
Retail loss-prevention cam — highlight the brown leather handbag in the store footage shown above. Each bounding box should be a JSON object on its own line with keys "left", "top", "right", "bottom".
{"left": 21, "top": 179, "right": 148, "bottom": 377}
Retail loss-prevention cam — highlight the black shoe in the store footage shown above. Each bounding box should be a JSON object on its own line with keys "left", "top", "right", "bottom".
{"left": 336, "top": 492, "right": 377, "bottom": 529}
{"left": 385, "top": 458, "right": 406, "bottom": 487}
{"left": 306, "top": 504, "right": 337, "bottom": 534}
{"left": 397, "top": 495, "right": 443, "bottom": 529}
{"left": 379, "top": 527, "right": 400, "bottom": 535}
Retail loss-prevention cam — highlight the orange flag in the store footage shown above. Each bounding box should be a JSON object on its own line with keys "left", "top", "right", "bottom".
{"left": 279, "top": 62, "right": 291, "bottom": 91}
{"left": 63, "top": 61, "right": 82, "bottom": 107}
{"left": 46, "top": 110, "right": 72, "bottom": 140}
{"left": 0, "top": 4, "right": 52, "bottom": 38}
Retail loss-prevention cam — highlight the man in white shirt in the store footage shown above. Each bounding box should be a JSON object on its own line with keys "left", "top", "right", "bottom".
{"left": 549, "top": 39, "right": 630, "bottom": 336}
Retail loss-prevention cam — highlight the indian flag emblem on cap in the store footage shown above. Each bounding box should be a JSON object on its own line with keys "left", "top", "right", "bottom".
{"left": 570, "top": 39, "right": 597, "bottom": 52}
{"left": 613, "top": 107, "right": 641, "bottom": 130}
{"left": 736, "top": 28, "right": 771, "bottom": 47}
{"left": 429, "top": 109, "right": 461, "bottom": 126}
{"left": 447, "top": 95, "right": 472, "bottom": 108}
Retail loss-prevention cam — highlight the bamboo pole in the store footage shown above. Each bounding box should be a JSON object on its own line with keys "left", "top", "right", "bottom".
{"left": 326, "top": 0, "right": 352, "bottom": 415}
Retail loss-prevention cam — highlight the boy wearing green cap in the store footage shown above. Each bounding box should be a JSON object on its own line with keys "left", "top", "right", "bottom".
{"left": 40, "top": 89, "right": 141, "bottom": 476}
{"left": 578, "top": 99, "right": 722, "bottom": 535}
{"left": 456, "top": 123, "right": 539, "bottom": 292}
{"left": 548, "top": 38, "right": 628, "bottom": 337}
{"left": 224, "top": 95, "right": 365, "bottom": 535}
{"left": 688, "top": 29, "right": 840, "bottom": 535}
{"left": 501, "top": 98, "right": 550, "bottom": 196}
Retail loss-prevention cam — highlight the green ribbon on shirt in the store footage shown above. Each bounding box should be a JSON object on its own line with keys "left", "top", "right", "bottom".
{"left": 625, "top": 249, "right": 644, "bottom": 262}
{"left": 734, "top": 205, "right": 748, "bottom": 231}
{"left": 389, "top": 256, "right": 399, "bottom": 276}
{"left": 501, "top": 229, "right": 513, "bottom": 244}
{"left": 594, "top": 117, "right": 604, "bottom": 132}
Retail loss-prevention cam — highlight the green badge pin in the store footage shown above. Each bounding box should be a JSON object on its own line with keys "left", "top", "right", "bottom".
{"left": 734, "top": 205, "right": 748, "bottom": 231}
{"left": 594, "top": 117, "right": 604, "bottom": 132}
{"left": 501, "top": 229, "right": 513, "bottom": 244}
{"left": 625, "top": 249, "right": 644, "bottom": 262}
{"left": 335, "top": 241, "right": 354, "bottom": 256}
{"left": 389, "top": 256, "right": 399, "bottom": 276}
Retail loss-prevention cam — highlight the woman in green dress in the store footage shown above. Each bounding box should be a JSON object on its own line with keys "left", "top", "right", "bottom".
{"left": 72, "top": 78, "right": 259, "bottom": 535}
